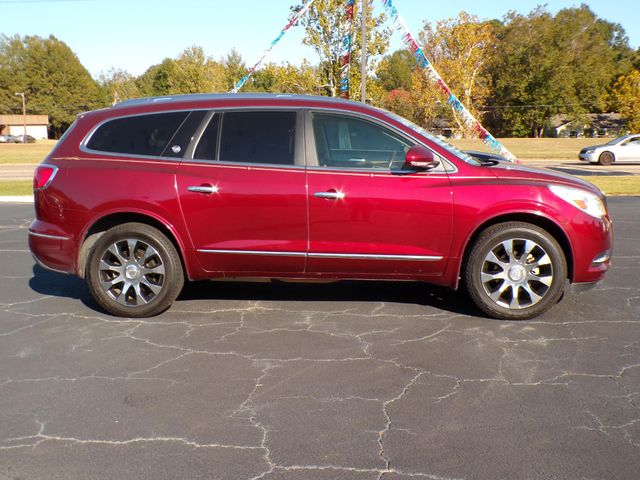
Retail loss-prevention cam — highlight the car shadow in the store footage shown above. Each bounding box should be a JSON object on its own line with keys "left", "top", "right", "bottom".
{"left": 28, "top": 264, "right": 483, "bottom": 318}
{"left": 178, "top": 278, "right": 481, "bottom": 317}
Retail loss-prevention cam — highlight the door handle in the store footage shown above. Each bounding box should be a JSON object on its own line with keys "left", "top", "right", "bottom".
{"left": 188, "top": 185, "right": 218, "bottom": 194}
{"left": 314, "top": 190, "right": 345, "bottom": 200}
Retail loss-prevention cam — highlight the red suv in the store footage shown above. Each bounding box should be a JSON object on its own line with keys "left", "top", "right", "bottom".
{"left": 29, "top": 94, "right": 612, "bottom": 319}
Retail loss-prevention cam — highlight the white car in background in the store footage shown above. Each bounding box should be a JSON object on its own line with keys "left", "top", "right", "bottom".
{"left": 579, "top": 134, "right": 640, "bottom": 165}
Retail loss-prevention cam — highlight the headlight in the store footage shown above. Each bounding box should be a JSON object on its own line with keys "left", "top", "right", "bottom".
{"left": 549, "top": 185, "right": 607, "bottom": 219}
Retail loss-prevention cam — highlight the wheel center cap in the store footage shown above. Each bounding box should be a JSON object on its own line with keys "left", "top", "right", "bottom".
{"left": 125, "top": 264, "right": 140, "bottom": 280}
{"left": 508, "top": 265, "right": 526, "bottom": 282}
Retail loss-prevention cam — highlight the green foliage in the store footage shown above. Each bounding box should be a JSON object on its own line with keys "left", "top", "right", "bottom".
{"left": 489, "top": 5, "right": 632, "bottom": 137}
{"left": 135, "top": 46, "right": 226, "bottom": 97}
{"left": 376, "top": 50, "right": 413, "bottom": 91}
{"left": 0, "top": 34, "right": 100, "bottom": 137}
{"left": 1, "top": 5, "right": 636, "bottom": 139}
{"left": 294, "top": 0, "right": 390, "bottom": 100}
{"left": 611, "top": 69, "right": 640, "bottom": 132}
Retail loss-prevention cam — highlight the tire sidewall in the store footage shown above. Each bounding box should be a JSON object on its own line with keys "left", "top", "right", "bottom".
{"left": 87, "top": 223, "right": 183, "bottom": 317}
{"left": 466, "top": 224, "right": 567, "bottom": 320}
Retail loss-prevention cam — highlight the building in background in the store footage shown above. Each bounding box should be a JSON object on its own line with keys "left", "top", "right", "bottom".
{"left": 0, "top": 115, "right": 49, "bottom": 139}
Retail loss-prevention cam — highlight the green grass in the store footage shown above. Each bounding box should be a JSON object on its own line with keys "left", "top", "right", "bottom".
{"left": 577, "top": 176, "right": 640, "bottom": 196}
{"left": 0, "top": 140, "right": 56, "bottom": 164}
{"left": 0, "top": 180, "right": 32, "bottom": 196}
{"left": 450, "top": 137, "right": 599, "bottom": 160}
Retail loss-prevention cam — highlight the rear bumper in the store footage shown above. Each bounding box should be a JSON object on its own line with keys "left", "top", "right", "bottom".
{"left": 28, "top": 221, "right": 76, "bottom": 274}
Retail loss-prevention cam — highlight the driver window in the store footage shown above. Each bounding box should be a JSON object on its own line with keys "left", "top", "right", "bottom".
{"left": 312, "top": 113, "right": 413, "bottom": 170}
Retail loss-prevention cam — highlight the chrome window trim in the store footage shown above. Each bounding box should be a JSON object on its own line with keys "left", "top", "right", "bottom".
{"left": 197, "top": 249, "right": 442, "bottom": 262}
{"left": 28, "top": 230, "right": 70, "bottom": 241}
{"left": 185, "top": 108, "right": 305, "bottom": 168}
{"left": 80, "top": 109, "right": 208, "bottom": 161}
{"left": 303, "top": 108, "right": 457, "bottom": 174}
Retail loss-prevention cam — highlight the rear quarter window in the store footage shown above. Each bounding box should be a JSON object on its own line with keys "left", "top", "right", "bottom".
{"left": 85, "top": 111, "right": 189, "bottom": 156}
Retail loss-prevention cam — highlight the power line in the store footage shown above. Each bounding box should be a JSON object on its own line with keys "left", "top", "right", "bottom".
{"left": 0, "top": 0, "right": 95, "bottom": 3}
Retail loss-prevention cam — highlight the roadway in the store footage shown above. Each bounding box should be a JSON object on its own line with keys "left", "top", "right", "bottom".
{"left": 0, "top": 199, "right": 638, "bottom": 479}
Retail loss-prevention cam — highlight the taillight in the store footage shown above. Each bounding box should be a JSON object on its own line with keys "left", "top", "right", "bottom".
{"left": 33, "top": 164, "right": 58, "bottom": 191}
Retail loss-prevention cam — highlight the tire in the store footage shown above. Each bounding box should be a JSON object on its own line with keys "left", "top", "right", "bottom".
{"left": 598, "top": 151, "right": 614, "bottom": 165}
{"left": 464, "top": 222, "right": 567, "bottom": 320}
{"left": 86, "top": 222, "right": 184, "bottom": 317}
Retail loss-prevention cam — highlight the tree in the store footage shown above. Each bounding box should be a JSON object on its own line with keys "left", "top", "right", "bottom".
{"left": 223, "top": 49, "right": 248, "bottom": 92}
{"left": 376, "top": 49, "right": 414, "bottom": 92}
{"left": 490, "top": 6, "right": 629, "bottom": 137}
{"left": 413, "top": 12, "right": 497, "bottom": 136}
{"left": 0, "top": 34, "right": 100, "bottom": 137}
{"left": 136, "top": 46, "right": 226, "bottom": 97}
{"left": 248, "top": 61, "right": 321, "bottom": 94}
{"left": 294, "top": 0, "right": 390, "bottom": 100}
{"left": 97, "top": 68, "right": 140, "bottom": 105}
{"left": 611, "top": 69, "right": 640, "bottom": 132}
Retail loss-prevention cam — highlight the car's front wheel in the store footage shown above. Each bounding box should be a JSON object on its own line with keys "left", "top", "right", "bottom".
{"left": 87, "top": 223, "right": 184, "bottom": 317}
{"left": 464, "top": 222, "right": 567, "bottom": 320}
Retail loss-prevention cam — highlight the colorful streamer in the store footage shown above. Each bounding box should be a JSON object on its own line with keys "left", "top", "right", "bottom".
{"left": 381, "top": 0, "right": 516, "bottom": 161}
{"left": 231, "top": 0, "right": 317, "bottom": 93}
{"left": 339, "top": 0, "right": 356, "bottom": 99}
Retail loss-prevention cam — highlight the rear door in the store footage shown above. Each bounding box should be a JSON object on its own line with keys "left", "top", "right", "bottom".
{"left": 176, "top": 110, "right": 307, "bottom": 275}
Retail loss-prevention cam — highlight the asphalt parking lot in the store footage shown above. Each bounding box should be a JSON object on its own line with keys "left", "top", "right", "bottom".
{"left": 1, "top": 199, "right": 639, "bottom": 480}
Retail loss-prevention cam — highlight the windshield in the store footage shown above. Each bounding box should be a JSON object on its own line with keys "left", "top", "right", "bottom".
{"left": 606, "top": 135, "right": 630, "bottom": 146}
{"left": 384, "top": 111, "right": 482, "bottom": 166}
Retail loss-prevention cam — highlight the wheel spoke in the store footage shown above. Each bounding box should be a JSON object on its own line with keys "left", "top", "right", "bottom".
{"left": 140, "top": 244, "right": 160, "bottom": 265}
{"left": 489, "top": 282, "right": 510, "bottom": 303}
{"left": 142, "top": 264, "right": 165, "bottom": 276}
{"left": 132, "top": 283, "right": 148, "bottom": 305}
{"left": 100, "top": 259, "right": 124, "bottom": 276}
{"left": 501, "top": 240, "right": 514, "bottom": 261}
{"left": 509, "top": 287, "right": 522, "bottom": 308}
{"left": 141, "top": 279, "right": 162, "bottom": 295}
{"left": 481, "top": 271, "right": 505, "bottom": 283}
{"left": 522, "top": 283, "right": 542, "bottom": 304}
{"left": 100, "top": 274, "right": 123, "bottom": 292}
{"left": 107, "top": 244, "right": 127, "bottom": 265}
{"left": 114, "top": 281, "right": 133, "bottom": 305}
{"left": 486, "top": 251, "right": 508, "bottom": 268}
{"left": 126, "top": 239, "right": 138, "bottom": 261}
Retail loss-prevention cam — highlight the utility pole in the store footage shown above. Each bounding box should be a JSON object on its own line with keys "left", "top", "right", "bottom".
{"left": 14, "top": 92, "right": 26, "bottom": 143}
{"left": 360, "top": 0, "right": 367, "bottom": 103}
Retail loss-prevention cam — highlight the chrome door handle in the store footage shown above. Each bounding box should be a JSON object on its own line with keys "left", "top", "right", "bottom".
{"left": 188, "top": 185, "right": 218, "bottom": 194}
{"left": 314, "top": 191, "right": 345, "bottom": 200}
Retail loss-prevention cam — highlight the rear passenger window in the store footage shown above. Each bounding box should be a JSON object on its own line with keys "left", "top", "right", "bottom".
{"left": 219, "top": 111, "right": 296, "bottom": 165}
{"left": 86, "top": 112, "right": 188, "bottom": 156}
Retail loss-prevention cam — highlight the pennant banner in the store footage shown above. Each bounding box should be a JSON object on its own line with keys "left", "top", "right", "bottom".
{"left": 339, "top": 0, "right": 356, "bottom": 99}
{"left": 231, "top": 0, "right": 316, "bottom": 93}
{"left": 381, "top": 0, "right": 516, "bottom": 161}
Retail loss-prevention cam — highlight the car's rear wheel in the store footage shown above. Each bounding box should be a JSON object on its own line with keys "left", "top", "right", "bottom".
{"left": 598, "top": 151, "right": 614, "bottom": 165}
{"left": 464, "top": 222, "right": 567, "bottom": 320}
{"left": 87, "top": 223, "right": 184, "bottom": 317}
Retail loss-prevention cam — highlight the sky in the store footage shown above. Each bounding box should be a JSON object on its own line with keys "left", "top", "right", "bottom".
{"left": 0, "top": 0, "right": 638, "bottom": 79}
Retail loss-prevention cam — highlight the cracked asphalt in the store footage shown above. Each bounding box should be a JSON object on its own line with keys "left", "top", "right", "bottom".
{"left": 1, "top": 199, "right": 639, "bottom": 480}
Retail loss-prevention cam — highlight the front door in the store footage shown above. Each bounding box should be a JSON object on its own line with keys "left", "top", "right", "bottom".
{"left": 177, "top": 110, "right": 307, "bottom": 275}
{"left": 305, "top": 112, "right": 453, "bottom": 277}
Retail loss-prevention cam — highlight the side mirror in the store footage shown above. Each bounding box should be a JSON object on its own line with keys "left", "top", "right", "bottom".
{"left": 405, "top": 145, "right": 440, "bottom": 170}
